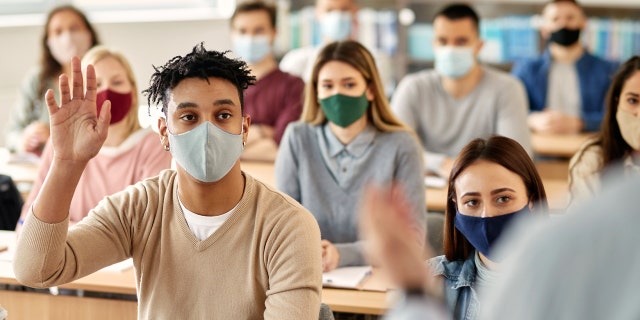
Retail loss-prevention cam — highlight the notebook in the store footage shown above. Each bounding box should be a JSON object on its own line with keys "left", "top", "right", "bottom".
{"left": 322, "top": 266, "right": 372, "bottom": 289}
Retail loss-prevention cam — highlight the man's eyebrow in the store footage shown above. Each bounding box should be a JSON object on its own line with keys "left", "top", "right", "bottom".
{"left": 176, "top": 102, "right": 198, "bottom": 110}
{"left": 213, "top": 99, "right": 236, "bottom": 106}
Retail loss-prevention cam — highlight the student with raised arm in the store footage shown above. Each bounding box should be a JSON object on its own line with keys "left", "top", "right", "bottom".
{"left": 13, "top": 44, "right": 322, "bottom": 319}
{"left": 17, "top": 46, "right": 171, "bottom": 228}
{"left": 275, "top": 40, "right": 425, "bottom": 272}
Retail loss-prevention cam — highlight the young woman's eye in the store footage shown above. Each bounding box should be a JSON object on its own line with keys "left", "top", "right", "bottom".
{"left": 627, "top": 98, "right": 638, "bottom": 105}
{"left": 344, "top": 82, "right": 356, "bottom": 89}
{"left": 321, "top": 83, "right": 332, "bottom": 90}
{"left": 463, "top": 199, "right": 479, "bottom": 207}
{"left": 496, "top": 196, "right": 511, "bottom": 204}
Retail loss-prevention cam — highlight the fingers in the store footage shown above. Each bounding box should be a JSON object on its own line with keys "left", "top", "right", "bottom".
{"left": 45, "top": 89, "right": 60, "bottom": 116}
{"left": 96, "top": 100, "right": 112, "bottom": 137}
{"left": 58, "top": 74, "right": 71, "bottom": 105}
{"left": 71, "top": 57, "right": 84, "bottom": 100}
{"left": 84, "top": 64, "right": 97, "bottom": 103}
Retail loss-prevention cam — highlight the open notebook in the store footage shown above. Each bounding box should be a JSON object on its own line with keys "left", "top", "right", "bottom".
{"left": 322, "top": 266, "right": 372, "bottom": 289}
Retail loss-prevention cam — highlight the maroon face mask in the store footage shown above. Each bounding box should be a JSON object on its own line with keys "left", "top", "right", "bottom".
{"left": 96, "top": 89, "right": 133, "bottom": 125}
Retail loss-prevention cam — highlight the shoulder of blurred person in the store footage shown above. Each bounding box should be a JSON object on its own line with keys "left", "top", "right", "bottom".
{"left": 483, "top": 165, "right": 640, "bottom": 320}
{"left": 567, "top": 137, "right": 603, "bottom": 210}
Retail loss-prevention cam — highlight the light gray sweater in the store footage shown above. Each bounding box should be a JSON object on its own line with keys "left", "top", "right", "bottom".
{"left": 390, "top": 66, "right": 532, "bottom": 173}
{"left": 275, "top": 122, "right": 426, "bottom": 267}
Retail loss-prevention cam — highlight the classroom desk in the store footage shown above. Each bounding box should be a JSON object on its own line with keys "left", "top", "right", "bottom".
{"left": 0, "top": 230, "right": 391, "bottom": 318}
{"left": 532, "top": 132, "right": 595, "bottom": 158}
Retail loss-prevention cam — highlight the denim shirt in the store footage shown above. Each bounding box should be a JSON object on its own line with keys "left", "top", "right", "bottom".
{"left": 511, "top": 50, "right": 619, "bottom": 132}
{"left": 428, "top": 254, "right": 480, "bottom": 320}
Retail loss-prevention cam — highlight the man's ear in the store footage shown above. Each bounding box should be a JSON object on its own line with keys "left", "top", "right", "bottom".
{"left": 158, "top": 117, "right": 169, "bottom": 149}
{"left": 243, "top": 115, "right": 251, "bottom": 144}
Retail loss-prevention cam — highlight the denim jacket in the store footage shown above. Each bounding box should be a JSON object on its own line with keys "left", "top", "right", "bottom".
{"left": 511, "top": 50, "right": 619, "bottom": 132}
{"left": 428, "top": 254, "right": 480, "bottom": 320}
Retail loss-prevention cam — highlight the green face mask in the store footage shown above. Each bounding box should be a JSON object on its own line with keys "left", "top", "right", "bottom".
{"left": 319, "top": 91, "right": 370, "bottom": 128}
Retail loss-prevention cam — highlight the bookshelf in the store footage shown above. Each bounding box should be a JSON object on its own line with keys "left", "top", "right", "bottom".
{"left": 279, "top": 0, "right": 640, "bottom": 88}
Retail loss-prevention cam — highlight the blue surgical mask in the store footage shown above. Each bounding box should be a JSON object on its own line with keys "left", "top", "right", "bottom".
{"left": 320, "top": 10, "right": 352, "bottom": 41}
{"left": 454, "top": 204, "right": 530, "bottom": 261}
{"left": 232, "top": 34, "right": 272, "bottom": 64}
{"left": 434, "top": 46, "right": 475, "bottom": 79}
{"left": 168, "top": 121, "right": 244, "bottom": 183}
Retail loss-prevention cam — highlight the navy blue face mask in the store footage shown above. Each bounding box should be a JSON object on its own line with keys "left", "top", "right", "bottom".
{"left": 454, "top": 204, "right": 530, "bottom": 261}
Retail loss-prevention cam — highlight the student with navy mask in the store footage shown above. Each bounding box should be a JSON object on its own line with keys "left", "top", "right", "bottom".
{"left": 229, "top": 1, "right": 305, "bottom": 162}
{"left": 428, "top": 136, "right": 548, "bottom": 319}
{"left": 275, "top": 40, "right": 425, "bottom": 272}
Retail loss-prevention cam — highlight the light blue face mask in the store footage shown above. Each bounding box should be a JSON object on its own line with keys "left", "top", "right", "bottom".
{"left": 232, "top": 34, "right": 272, "bottom": 64}
{"left": 168, "top": 121, "right": 244, "bottom": 183}
{"left": 320, "top": 10, "right": 352, "bottom": 41}
{"left": 434, "top": 46, "right": 475, "bottom": 79}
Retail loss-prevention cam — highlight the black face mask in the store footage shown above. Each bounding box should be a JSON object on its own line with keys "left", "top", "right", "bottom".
{"left": 549, "top": 27, "right": 581, "bottom": 46}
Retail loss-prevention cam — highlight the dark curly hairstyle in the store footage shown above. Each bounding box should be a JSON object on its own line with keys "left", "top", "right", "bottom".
{"left": 144, "top": 43, "right": 255, "bottom": 116}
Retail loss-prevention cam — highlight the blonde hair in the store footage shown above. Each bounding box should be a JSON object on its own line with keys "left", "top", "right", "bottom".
{"left": 81, "top": 45, "right": 141, "bottom": 136}
{"left": 301, "top": 40, "right": 409, "bottom": 134}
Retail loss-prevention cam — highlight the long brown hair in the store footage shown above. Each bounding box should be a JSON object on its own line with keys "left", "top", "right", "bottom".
{"left": 301, "top": 40, "right": 409, "bottom": 134}
{"left": 591, "top": 56, "right": 640, "bottom": 168}
{"left": 39, "top": 5, "right": 100, "bottom": 97}
{"left": 443, "top": 136, "right": 548, "bottom": 261}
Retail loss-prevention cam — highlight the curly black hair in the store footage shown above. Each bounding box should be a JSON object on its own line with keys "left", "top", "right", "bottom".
{"left": 143, "top": 42, "right": 255, "bottom": 116}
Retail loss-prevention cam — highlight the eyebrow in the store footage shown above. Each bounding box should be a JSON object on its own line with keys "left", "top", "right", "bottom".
{"left": 460, "top": 188, "right": 516, "bottom": 198}
{"left": 624, "top": 92, "right": 639, "bottom": 97}
{"left": 490, "top": 188, "right": 516, "bottom": 195}
{"left": 175, "top": 99, "right": 236, "bottom": 110}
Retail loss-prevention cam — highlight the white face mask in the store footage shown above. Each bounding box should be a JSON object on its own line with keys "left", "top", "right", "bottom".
{"left": 434, "top": 46, "right": 476, "bottom": 79}
{"left": 320, "top": 10, "right": 352, "bottom": 41}
{"left": 232, "top": 34, "right": 272, "bottom": 64}
{"left": 47, "top": 31, "right": 92, "bottom": 65}
{"left": 168, "top": 121, "right": 244, "bottom": 183}
{"left": 617, "top": 109, "right": 640, "bottom": 150}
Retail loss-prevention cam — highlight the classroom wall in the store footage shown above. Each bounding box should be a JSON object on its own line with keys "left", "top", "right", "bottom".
{"left": 0, "top": 18, "right": 232, "bottom": 147}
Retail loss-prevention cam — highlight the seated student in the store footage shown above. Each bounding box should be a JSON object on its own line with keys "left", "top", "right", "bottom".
{"left": 360, "top": 136, "right": 548, "bottom": 320}
{"left": 13, "top": 44, "right": 322, "bottom": 319}
{"left": 568, "top": 56, "right": 640, "bottom": 209}
{"left": 230, "top": 1, "right": 304, "bottom": 162}
{"left": 279, "top": 0, "right": 394, "bottom": 95}
{"left": 391, "top": 4, "right": 531, "bottom": 178}
{"left": 7, "top": 5, "right": 99, "bottom": 155}
{"left": 275, "top": 40, "right": 425, "bottom": 272}
{"left": 360, "top": 160, "right": 640, "bottom": 320}
{"left": 511, "top": 0, "right": 618, "bottom": 134}
{"left": 17, "top": 46, "right": 172, "bottom": 228}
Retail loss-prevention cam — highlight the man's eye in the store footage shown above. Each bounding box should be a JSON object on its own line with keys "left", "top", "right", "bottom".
{"left": 218, "top": 113, "right": 232, "bottom": 120}
{"left": 180, "top": 114, "right": 196, "bottom": 121}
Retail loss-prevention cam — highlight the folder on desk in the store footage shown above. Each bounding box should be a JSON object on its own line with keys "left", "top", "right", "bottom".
{"left": 322, "top": 266, "right": 372, "bottom": 289}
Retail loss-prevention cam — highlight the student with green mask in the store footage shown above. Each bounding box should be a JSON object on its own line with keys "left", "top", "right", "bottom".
{"left": 275, "top": 40, "right": 426, "bottom": 272}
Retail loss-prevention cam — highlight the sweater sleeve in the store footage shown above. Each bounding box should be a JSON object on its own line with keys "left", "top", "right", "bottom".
{"left": 263, "top": 205, "right": 322, "bottom": 319}
{"left": 7, "top": 70, "right": 44, "bottom": 152}
{"left": 274, "top": 125, "right": 302, "bottom": 202}
{"left": 496, "top": 78, "right": 533, "bottom": 156}
{"left": 13, "top": 183, "right": 143, "bottom": 288}
{"left": 567, "top": 143, "right": 602, "bottom": 211}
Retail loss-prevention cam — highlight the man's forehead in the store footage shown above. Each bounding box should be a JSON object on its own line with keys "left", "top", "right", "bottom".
{"left": 543, "top": 2, "right": 583, "bottom": 18}
{"left": 434, "top": 17, "right": 478, "bottom": 36}
{"left": 317, "top": 0, "right": 354, "bottom": 11}
{"left": 166, "top": 78, "right": 240, "bottom": 106}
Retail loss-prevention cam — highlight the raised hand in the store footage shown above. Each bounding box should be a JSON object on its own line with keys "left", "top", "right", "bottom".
{"left": 45, "top": 56, "right": 111, "bottom": 163}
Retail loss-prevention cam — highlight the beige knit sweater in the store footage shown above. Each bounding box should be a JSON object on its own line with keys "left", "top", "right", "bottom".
{"left": 14, "top": 170, "right": 322, "bottom": 319}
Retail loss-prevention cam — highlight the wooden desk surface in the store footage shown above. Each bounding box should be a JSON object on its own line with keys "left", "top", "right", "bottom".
{"left": 532, "top": 132, "right": 594, "bottom": 158}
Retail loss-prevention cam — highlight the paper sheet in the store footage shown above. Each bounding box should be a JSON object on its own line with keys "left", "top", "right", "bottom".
{"left": 322, "top": 266, "right": 372, "bottom": 289}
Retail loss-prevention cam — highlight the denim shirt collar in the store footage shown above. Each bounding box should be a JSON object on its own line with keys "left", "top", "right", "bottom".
{"left": 429, "top": 253, "right": 477, "bottom": 289}
{"left": 322, "top": 122, "right": 376, "bottom": 158}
